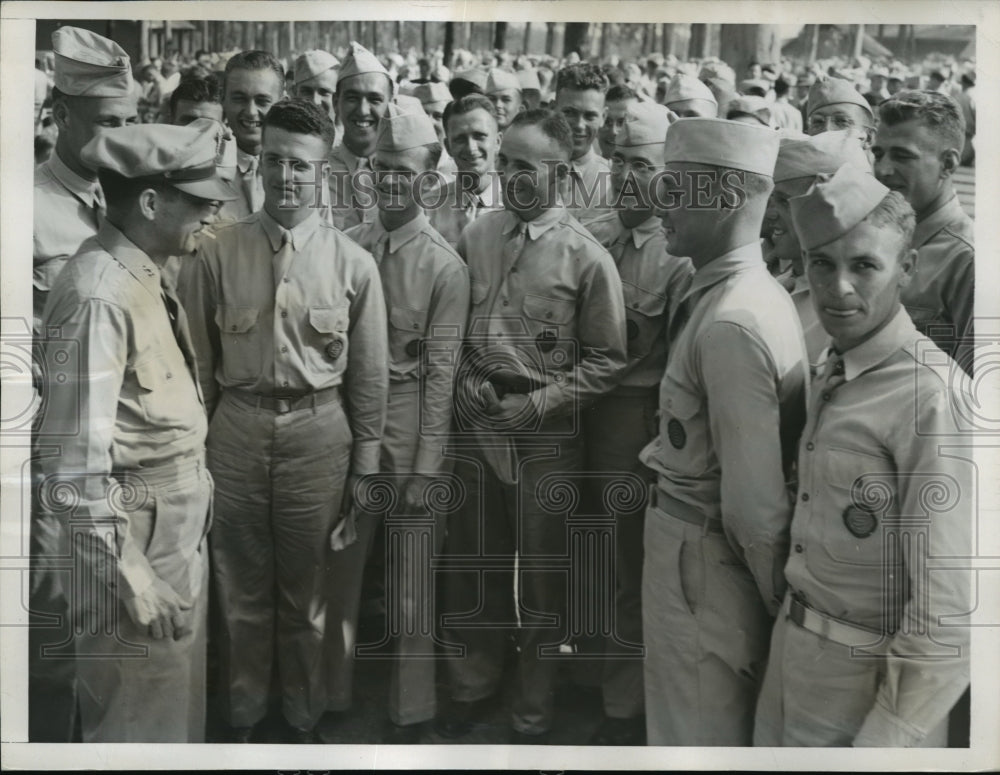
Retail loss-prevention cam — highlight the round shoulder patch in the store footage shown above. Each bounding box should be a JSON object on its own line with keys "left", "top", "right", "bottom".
{"left": 843, "top": 505, "right": 878, "bottom": 539}
{"left": 667, "top": 418, "right": 686, "bottom": 449}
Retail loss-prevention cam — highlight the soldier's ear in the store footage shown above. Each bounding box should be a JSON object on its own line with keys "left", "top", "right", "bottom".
{"left": 940, "top": 147, "right": 960, "bottom": 178}
{"left": 137, "top": 188, "right": 159, "bottom": 221}
{"left": 898, "top": 246, "right": 918, "bottom": 287}
{"left": 51, "top": 97, "right": 70, "bottom": 131}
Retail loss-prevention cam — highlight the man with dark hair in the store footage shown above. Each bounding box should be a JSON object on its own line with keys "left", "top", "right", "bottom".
{"left": 178, "top": 99, "right": 388, "bottom": 744}
{"left": 169, "top": 74, "right": 223, "bottom": 125}
{"left": 436, "top": 108, "right": 627, "bottom": 743}
{"left": 755, "top": 164, "right": 971, "bottom": 747}
{"left": 597, "top": 84, "right": 640, "bottom": 158}
{"left": 30, "top": 25, "right": 137, "bottom": 743}
{"left": 329, "top": 41, "right": 394, "bottom": 230}
{"left": 38, "top": 119, "right": 234, "bottom": 742}
{"left": 770, "top": 76, "right": 803, "bottom": 132}
{"left": 640, "top": 118, "right": 807, "bottom": 745}
{"left": 195, "top": 49, "right": 212, "bottom": 69}
{"left": 217, "top": 49, "right": 285, "bottom": 221}
{"left": 872, "top": 90, "right": 973, "bottom": 373}
{"left": 555, "top": 63, "right": 613, "bottom": 222}
{"left": 332, "top": 104, "right": 469, "bottom": 743}
{"left": 429, "top": 94, "right": 503, "bottom": 247}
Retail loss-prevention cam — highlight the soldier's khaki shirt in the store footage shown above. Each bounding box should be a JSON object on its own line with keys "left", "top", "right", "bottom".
{"left": 179, "top": 209, "right": 388, "bottom": 475}
{"left": 566, "top": 148, "right": 613, "bottom": 223}
{"left": 345, "top": 212, "right": 470, "bottom": 474}
{"left": 785, "top": 307, "right": 971, "bottom": 746}
{"left": 582, "top": 211, "right": 693, "bottom": 389}
{"left": 327, "top": 143, "right": 377, "bottom": 231}
{"left": 427, "top": 173, "right": 503, "bottom": 249}
{"left": 39, "top": 221, "right": 207, "bottom": 599}
{"left": 34, "top": 150, "right": 102, "bottom": 296}
{"left": 458, "top": 206, "right": 628, "bottom": 421}
{"left": 216, "top": 148, "right": 263, "bottom": 225}
{"left": 640, "top": 243, "right": 809, "bottom": 614}
{"left": 902, "top": 194, "right": 974, "bottom": 365}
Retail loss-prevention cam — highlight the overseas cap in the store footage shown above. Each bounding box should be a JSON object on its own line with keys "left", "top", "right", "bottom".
{"left": 376, "top": 101, "right": 439, "bottom": 152}
{"left": 617, "top": 100, "right": 670, "bottom": 149}
{"left": 774, "top": 129, "right": 872, "bottom": 183}
{"left": 339, "top": 41, "right": 390, "bottom": 83}
{"left": 739, "top": 77, "right": 772, "bottom": 95}
{"left": 411, "top": 81, "right": 451, "bottom": 107}
{"left": 52, "top": 25, "right": 134, "bottom": 98}
{"left": 486, "top": 68, "right": 521, "bottom": 94}
{"left": 664, "top": 117, "right": 779, "bottom": 176}
{"left": 294, "top": 49, "right": 339, "bottom": 85}
{"left": 80, "top": 118, "right": 237, "bottom": 201}
{"left": 789, "top": 163, "right": 890, "bottom": 250}
{"left": 517, "top": 68, "right": 541, "bottom": 91}
{"left": 806, "top": 77, "right": 874, "bottom": 120}
{"left": 663, "top": 74, "right": 717, "bottom": 107}
{"left": 698, "top": 61, "right": 736, "bottom": 85}
{"left": 726, "top": 95, "right": 773, "bottom": 126}
{"left": 452, "top": 67, "right": 488, "bottom": 91}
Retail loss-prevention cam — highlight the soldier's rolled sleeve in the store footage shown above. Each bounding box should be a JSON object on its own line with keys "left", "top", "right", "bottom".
{"left": 344, "top": 259, "right": 389, "bottom": 475}
{"left": 413, "top": 262, "right": 470, "bottom": 476}
{"left": 175, "top": 245, "right": 221, "bottom": 416}
{"left": 853, "top": 390, "right": 972, "bottom": 747}
{"left": 699, "top": 321, "right": 792, "bottom": 615}
{"left": 41, "top": 299, "right": 157, "bottom": 600}
{"left": 527, "top": 253, "right": 628, "bottom": 421}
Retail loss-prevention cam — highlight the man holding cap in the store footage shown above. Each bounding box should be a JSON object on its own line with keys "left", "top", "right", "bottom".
{"left": 770, "top": 130, "right": 873, "bottom": 364}
{"left": 30, "top": 24, "right": 137, "bottom": 742}
{"left": 484, "top": 67, "right": 524, "bottom": 130}
{"left": 805, "top": 77, "right": 876, "bottom": 149}
{"left": 294, "top": 49, "right": 340, "bottom": 123}
{"left": 330, "top": 104, "right": 469, "bottom": 743}
{"left": 37, "top": 119, "right": 234, "bottom": 742}
{"left": 178, "top": 100, "right": 388, "bottom": 744}
{"left": 429, "top": 94, "right": 504, "bottom": 248}
{"left": 581, "top": 100, "right": 693, "bottom": 745}
{"left": 754, "top": 163, "right": 971, "bottom": 747}
{"left": 329, "top": 42, "right": 394, "bottom": 230}
{"left": 639, "top": 117, "right": 808, "bottom": 745}
{"left": 661, "top": 73, "right": 719, "bottom": 118}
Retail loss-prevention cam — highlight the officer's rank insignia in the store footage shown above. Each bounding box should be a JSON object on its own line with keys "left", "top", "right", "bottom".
{"left": 843, "top": 505, "right": 878, "bottom": 538}
{"left": 536, "top": 329, "right": 557, "bottom": 353}
{"left": 405, "top": 339, "right": 420, "bottom": 357}
{"left": 325, "top": 339, "right": 344, "bottom": 361}
{"left": 667, "top": 418, "right": 686, "bottom": 449}
{"left": 626, "top": 319, "right": 640, "bottom": 340}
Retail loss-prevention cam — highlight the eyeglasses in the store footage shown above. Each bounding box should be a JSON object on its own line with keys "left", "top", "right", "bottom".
{"left": 610, "top": 157, "right": 660, "bottom": 175}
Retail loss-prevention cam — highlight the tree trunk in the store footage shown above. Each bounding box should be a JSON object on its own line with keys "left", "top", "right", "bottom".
{"left": 851, "top": 24, "right": 864, "bottom": 60}
{"left": 599, "top": 22, "right": 609, "bottom": 60}
{"left": 546, "top": 22, "right": 556, "bottom": 56}
{"left": 563, "top": 22, "right": 589, "bottom": 58}
{"left": 522, "top": 22, "right": 532, "bottom": 54}
{"left": 662, "top": 23, "right": 674, "bottom": 56}
{"left": 395, "top": 21, "right": 403, "bottom": 54}
{"left": 689, "top": 24, "right": 706, "bottom": 59}
{"left": 444, "top": 22, "right": 455, "bottom": 66}
{"left": 808, "top": 23, "right": 820, "bottom": 64}
{"left": 719, "top": 24, "right": 781, "bottom": 79}
{"left": 421, "top": 21, "right": 428, "bottom": 56}
{"left": 493, "top": 22, "right": 507, "bottom": 51}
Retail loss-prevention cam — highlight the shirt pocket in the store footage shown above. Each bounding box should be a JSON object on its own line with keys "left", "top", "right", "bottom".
{"left": 133, "top": 351, "right": 199, "bottom": 427}
{"left": 820, "top": 446, "right": 898, "bottom": 567}
{"left": 470, "top": 278, "right": 490, "bottom": 308}
{"left": 521, "top": 293, "right": 575, "bottom": 366}
{"left": 658, "top": 377, "right": 710, "bottom": 476}
{"left": 388, "top": 305, "right": 428, "bottom": 372}
{"left": 622, "top": 280, "right": 668, "bottom": 362}
{"left": 304, "top": 303, "right": 350, "bottom": 376}
{"left": 216, "top": 305, "right": 262, "bottom": 383}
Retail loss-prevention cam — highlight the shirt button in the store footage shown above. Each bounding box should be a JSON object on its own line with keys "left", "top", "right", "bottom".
{"left": 806, "top": 442, "right": 814, "bottom": 451}
{"left": 231, "top": 325, "right": 237, "bottom": 331}
{"left": 280, "top": 310, "right": 288, "bottom": 318}
{"left": 502, "top": 299, "right": 510, "bottom": 307}
{"left": 412, "top": 323, "right": 419, "bottom": 329}
{"left": 283, "top": 277, "right": 290, "bottom": 283}
{"left": 281, "top": 345, "right": 288, "bottom": 353}
{"left": 801, "top": 493, "right": 810, "bottom": 502}
{"left": 822, "top": 393, "right": 831, "bottom": 401}
{"left": 282, "top": 380, "right": 289, "bottom": 387}
{"left": 165, "top": 372, "right": 172, "bottom": 379}
{"left": 794, "top": 544, "right": 803, "bottom": 553}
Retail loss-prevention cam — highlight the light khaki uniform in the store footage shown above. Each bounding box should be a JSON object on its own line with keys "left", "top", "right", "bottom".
{"left": 427, "top": 173, "right": 503, "bottom": 249}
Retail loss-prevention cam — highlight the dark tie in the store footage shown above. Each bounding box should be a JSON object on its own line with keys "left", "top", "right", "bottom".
{"left": 160, "top": 279, "right": 203, "bottom": 403}
{"left": 273, "top": 228, "right": 294, "bottom": 288}
{"left": 502, "top": 220, "right": 527, "bottom": 277}
{"left": 608, "top": 233, "right": 629, "bottom": 265}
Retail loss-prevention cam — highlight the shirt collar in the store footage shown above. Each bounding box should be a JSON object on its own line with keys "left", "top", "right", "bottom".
{"left": 625, "top": 214, "right": 663, "bottom": 249}
{"left": 571, "top": 147, "right": 599, "bottom": 173}
{"left": 49, "top": 149, "right": 102, "bottom": 207}
{"left": 684, "top": 241, "right": 764, "bottom": 300}
{"left": 236, "top": 147, "right": 259, "bottom": 175}
{"left": 259, "top": 208, "right": 322, "bottom": 252}
{"left": 334, "top": 143, "right": 368, "bottom": 173}
{"left": 836, "top": 306, "right": 918, "bottom": 381}
{"left": 96, "top": 221, "right": 162, "bottom": 299}
{"left": 912, "top": 194, "right": 965, "bottom": 248}
{"left": 375, "top": 211, "right": 431, "bottom": 253}
{"left": 501, "top": 205, "right": 566, "bottom": 240}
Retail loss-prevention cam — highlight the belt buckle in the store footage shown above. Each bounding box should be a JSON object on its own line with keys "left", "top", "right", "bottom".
{"left": 275, "top": 396, "right": 293, "bottom": 414}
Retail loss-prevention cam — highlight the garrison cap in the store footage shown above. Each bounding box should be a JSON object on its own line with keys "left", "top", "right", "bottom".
{"left": 294, "top": 49, "right": 339, "bottom": 85}
{"left": 774, "top": 129, "right": 872, "bottom": 184}
{"left": 698, "top": 61, "right": 736, "bottom": 85}
{"left": 789, "top": 163, "right": 890, "bottom": 250}
{"left": 517, "top": 68, "right": 541, "bottom": 92}
{"left": 486, "top": 68, "right": 521, "bottom": 94}
{"left": 376, "top": 101, "right": 438, "bottom": 152}
{"left": 664, "top": 117, "right": 779, "bottom": 177}
{"left": 339, "top": 41, "right": 390, "bottom": 83}
{"left": 806, "top": 77, "right": 874, "bottom": 120}
{"left": 411, "top": 81, "right": 451, "bottom": 107}
{"left": 452, "top": 67, "right": 488, "bottom": 91}
{"left": 663, "top": 74, "right": 717, "bottom": 108}
{"left": 52, "top": 26, "right": 134, "bottom": 98}
{"left": 726, "top": 95, "right": 773, "bottom": 126}
{"left": 739, "top": 78, "right": 772, "bottom": 96}
{"left": 617, "top": 100, "right": 670, "bottom": 149}
{"left": 80, "top": 118, "right": 237, "bottom": 200}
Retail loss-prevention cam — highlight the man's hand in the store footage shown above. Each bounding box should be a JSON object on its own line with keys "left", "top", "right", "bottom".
{"left": 484, "top": 392, "right": 540, "bottom": 427}
{"left": 402, "top": 474, "right": 436, "bottom": 513}
{"left": 124, "top": 577, "right": 193, "bottom": 640}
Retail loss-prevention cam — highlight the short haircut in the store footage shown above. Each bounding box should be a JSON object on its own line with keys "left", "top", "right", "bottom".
{"left": 169, "top": 74, "right": 220, "bottom": 117}
{"left": 98, "top": 168, "right": 177, "bottom": 213}
{"left": 606, "top": 84, "right": 639, "bottom": 103}
{"left": 223, "top": 50, "right": 285, "bottom": 97}
{"left": 424, "top": 142, "right": 443, "bottom": 169}
{"left": 603, "top": 65, "right": 626, "bottom": 88}
{"left": 774, "top": 77, "right": 790, "bottom": 98}
{"left": 508, "top": 108, "right": 573, "bottom": 159}
{"left": 262, "top": 98, "right": 337, "bottom": 147}
{"left": 863, "top": 190, "right": 916, "bottom": 250}
{"left": 878, "top": 89, "right": 966, "bottom": 152}
{"left": 443, "top": 93, "right": 497, "bottom": 131}
{"left": 555, "top": 63, "right": 609, "bottom": 95}
{"left": 195, "top": 49, "right": 209, "bottom": 60}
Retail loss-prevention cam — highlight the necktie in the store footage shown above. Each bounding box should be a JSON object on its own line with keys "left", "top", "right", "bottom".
{"left": 372, "top": 233, "right": 389, "bottom": 265}
{"left": 667, "top": 287, "right": 701, "bottom": 347}
{"left": 161, "top": 279, "right": 203, "bottom": 402}
{"left": 273, "top": 228, "right": 294, "bottom": 288}
{"left": 609, "top": 233, "right": 629, "bottom": 265}
{"left": 91, "top": 187, "right": 106, "bottom": 229}
{"left": 244, "top": 156, "right": 264, "bottom": 213}
{"left": 502, "top": 220, "right": 527, "bottom": 277}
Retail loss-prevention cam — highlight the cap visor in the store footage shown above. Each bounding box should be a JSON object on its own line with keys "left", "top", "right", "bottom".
{"left": 172, "top": 177, "right": 239, "bottom": 201}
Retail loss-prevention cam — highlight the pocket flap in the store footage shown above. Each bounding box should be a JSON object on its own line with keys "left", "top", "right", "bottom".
{"left": 623, "top": 280, "right": 668, "bottom": 318}
{"left": 662, "top": 380, "right": 701, "bottom": 420}
{"left": 471, "top": 279, "right": 490, "bottom": 305}
{"left": 309, "top": 304, "right": 349, "bottom": 334}
{"left": 523, "top": 293, "right": 574, "bottom": 325}
{"left": 218, "top": 305, "right": 259, "bottom": 334}
{"left": 133, "top": 357, "right": 165, "bottom": 391}
{"left": 825, "top": 447, "right": 895, "bottom": 508}
{"left": 389, "top": 306, "right": 427, "bottom": 333}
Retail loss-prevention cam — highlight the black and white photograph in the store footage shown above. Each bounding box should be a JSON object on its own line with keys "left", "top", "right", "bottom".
{"left": 1, "top": 1, "right": 998, "bottom": 771}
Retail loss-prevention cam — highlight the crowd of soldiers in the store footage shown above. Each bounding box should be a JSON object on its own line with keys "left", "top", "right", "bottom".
{"left": 30, "top": 24, "right": 974, "bottom": 748}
